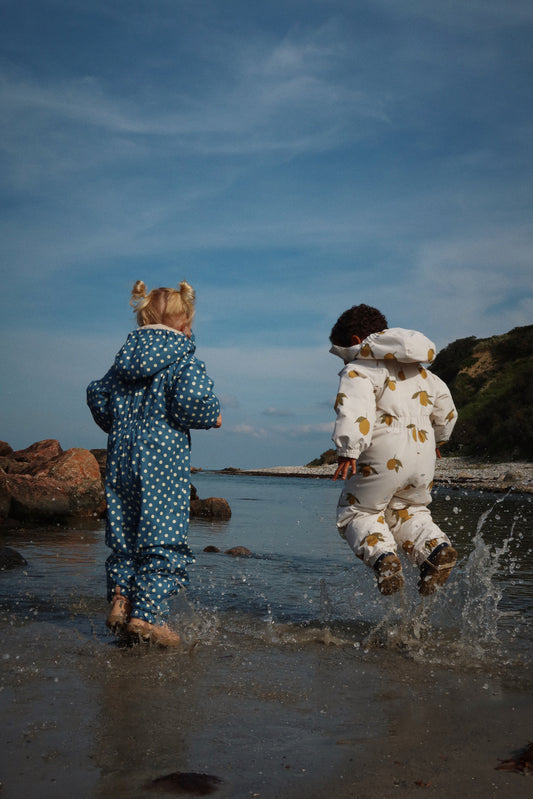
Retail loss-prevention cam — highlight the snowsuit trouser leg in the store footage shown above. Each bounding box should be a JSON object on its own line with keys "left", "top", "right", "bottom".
{"left": 337, "top": 434, "right": 451, "bottom": 569}
{"left": 105, "top": 457, "right": 193, "bottom": 625}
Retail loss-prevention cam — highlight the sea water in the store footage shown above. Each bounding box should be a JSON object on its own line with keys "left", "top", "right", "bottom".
{"left": 1, "top": 473, "right": 532, "bottom": 667}
{"left": 1, "top": 473, "right": 532, "bottom": 798}
{"left": 184, "top": 474, "right": 533, "bottom": 667}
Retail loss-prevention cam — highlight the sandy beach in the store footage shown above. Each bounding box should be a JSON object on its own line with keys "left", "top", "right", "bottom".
{"left": 220, "top": 457, "right": 533, "bottom": 494}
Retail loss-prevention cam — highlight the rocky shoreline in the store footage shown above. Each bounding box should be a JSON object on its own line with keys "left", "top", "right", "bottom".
{"left": 217, "top": 458, "right": 533, "bottom": 494}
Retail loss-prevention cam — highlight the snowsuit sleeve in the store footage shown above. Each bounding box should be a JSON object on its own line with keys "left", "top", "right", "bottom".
{"left": 86, "top": 368, "right": 115, "bottom": 434}
{"left": 169, "top": 358, "right": 220, "bottom": 430}
{"left": 429, "top": 373, "right": 457, "bottom": 446}
{"left": 332, "top": 367, "right": 377, "bottom": 459}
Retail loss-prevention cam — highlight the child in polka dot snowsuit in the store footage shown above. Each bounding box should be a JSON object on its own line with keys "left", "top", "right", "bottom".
{"left": 330, "top": 304, "right": 458, "bottom": 596}
{"left": 87, "top": 280, "right": 221, "bottom": 646}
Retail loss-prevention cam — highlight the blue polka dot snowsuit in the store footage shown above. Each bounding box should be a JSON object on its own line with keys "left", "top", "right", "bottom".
{"left": 87, "top": 325, "right": 220, "bottom": 625}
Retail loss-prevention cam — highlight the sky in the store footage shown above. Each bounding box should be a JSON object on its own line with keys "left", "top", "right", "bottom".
{"left": 1, "top": 0, "right": 532, "bottom": 469}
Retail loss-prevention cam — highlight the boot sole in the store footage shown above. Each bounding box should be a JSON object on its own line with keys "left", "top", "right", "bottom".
{"left": 419, "top": 546, "right": 457, "bottom": 595}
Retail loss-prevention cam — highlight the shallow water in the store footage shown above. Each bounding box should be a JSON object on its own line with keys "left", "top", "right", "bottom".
{"left": 1, "top": 474, "right": 532, "bottom": 798}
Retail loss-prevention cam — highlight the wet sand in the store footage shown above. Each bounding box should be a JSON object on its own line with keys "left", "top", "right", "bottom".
{"left": 1, "top": 596, "right": 532, "bottom": 798}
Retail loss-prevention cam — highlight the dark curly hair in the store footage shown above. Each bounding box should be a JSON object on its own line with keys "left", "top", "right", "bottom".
{"left": 330, "top": 304, "right": 388, "bottom": 346}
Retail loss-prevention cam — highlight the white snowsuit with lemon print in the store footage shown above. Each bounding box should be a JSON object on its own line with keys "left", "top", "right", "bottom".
{"left": 332, "top": 328, "right": 457, "bottom": 569}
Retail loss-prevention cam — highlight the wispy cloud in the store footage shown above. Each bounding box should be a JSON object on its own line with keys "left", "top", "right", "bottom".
{"left": 262, "top": 407, "right": 295, "bottom": 417}
{"left": 1, "top": 1, "right": 532, "bottom": 468}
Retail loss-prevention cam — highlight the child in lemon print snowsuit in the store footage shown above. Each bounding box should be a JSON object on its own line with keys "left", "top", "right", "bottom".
{"left": 330, "top": 304, "right": 457, "bottom": 595}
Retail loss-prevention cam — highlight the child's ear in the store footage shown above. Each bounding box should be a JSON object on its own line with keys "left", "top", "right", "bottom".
{"left": 351, "top": 334, "right": 361, "bottom": 345}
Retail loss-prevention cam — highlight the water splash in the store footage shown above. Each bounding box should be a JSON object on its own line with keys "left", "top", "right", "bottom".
{"left": 460, "top": 495, "right": 518, "bottom": 657}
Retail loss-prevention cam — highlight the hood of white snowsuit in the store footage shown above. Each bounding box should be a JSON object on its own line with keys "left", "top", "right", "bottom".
{"left": 329, "top": 327, "right": 437, "bottom": 366}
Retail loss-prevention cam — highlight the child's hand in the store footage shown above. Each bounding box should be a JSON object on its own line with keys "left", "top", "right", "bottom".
{"left": 215, "top": 413, "right": 222, "bottom": 428}
{"left": 333, "top": 457, "right": 357, "bottom": 481}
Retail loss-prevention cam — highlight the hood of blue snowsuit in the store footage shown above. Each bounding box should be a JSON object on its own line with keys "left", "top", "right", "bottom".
{"left": 114, "top": 325, "right": 196, "bottom": 382}
{"left": 86, "top": 326, "right": 220, "bottom": 445}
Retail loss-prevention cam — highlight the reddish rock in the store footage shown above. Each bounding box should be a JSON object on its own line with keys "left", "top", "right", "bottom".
{"left": 11, "top": 439, "right": 63, "bottom": 466}
{"left": 225, "top": 546, "right": 252, "bottom": 558}
{"left": 0, "top": 458, "right": 29, "bottom": 474}
{"left": 0, "top": 444, "right": 105, "bottom": 523}
{"left": 0, "top": 471, "right": 11, "bottom": 525}
{"left": 190, "top": 496, "right": 231, "bottom": 520}
{"left": 6, "top": 474, "right": 71, "bottom": 521}
{"left": 90, "top": 449, "right": 107, "bottom": 481}
{"left": 203, "top": 545, "right": 220, "bottom": 553}
{"left": 34, "top": 448, "right": 105, "bottom": 516}
{"left": 0, "top": 441, "right": 13, "bottom": 457}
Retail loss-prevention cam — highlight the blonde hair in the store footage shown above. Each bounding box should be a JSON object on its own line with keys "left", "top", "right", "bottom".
{"left": 130, "top": 280, "right": 196, "bottom": 328}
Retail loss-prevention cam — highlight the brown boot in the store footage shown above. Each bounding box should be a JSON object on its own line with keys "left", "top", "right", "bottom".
{"left": 106, "top": 587, "right": 132, "bottom": 633}
{"left": 126, "top": 617, "right": 181, "bottom": 648}
{"left": 374, "top": 553, "right": 404, "bottom": 595}
{"left": 418, "top": 544, "right": 457, "bottom": 595}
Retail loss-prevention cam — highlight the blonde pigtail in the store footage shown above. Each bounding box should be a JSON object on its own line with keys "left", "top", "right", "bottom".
{"left": 131, "top": 279, "right": 196, "bottom": 328}
{"left": 178, "top": 280, "right": 196, "bottom": 324}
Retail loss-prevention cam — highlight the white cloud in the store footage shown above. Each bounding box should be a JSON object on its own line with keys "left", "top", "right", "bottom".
{"left": 272, "top": 422, "right": 334, "bottom": 437}
{"left": 262, "top": 407, "right": 295, "bottom": 417}
{"left": 225, "top": 424, "right": 268, "bottom": 438}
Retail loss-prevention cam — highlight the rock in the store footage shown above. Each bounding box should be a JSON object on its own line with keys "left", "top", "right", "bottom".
{"left": 0, "top": 472, "right": 11, "bottom": 525}
{"left": 0, "top": 546, "right": 27, "bottom": 570}
{"left": 0, "top": 441, "right": 13, "bottom": 457}
{"left": 10, "top": 439, "right": 63, "bottom": 471}
{"left": 0, "top": 458, "right": 30, "bottom": 474}
{"left": 1, "top": 444, "right": 105, "bottom": 523}
{"left": 190, "top": 497, "right": 231, "bottom": 520}
{"left": 225, "top": 546, "right": 252, "bottom": 557}
{"left": 90, "top": 449, "right": 107, "bottom": 481}
{"left": 34, "top": 448, "right": 105, "bottom": 516}
{"left": 203, "top": 545, "right": 220, "bottom": 553}
{"left": 6, "top": 474, "right": 71, "bottom": 521}
{"left": 190, "top": 484, "right": 199, "bottom": 501}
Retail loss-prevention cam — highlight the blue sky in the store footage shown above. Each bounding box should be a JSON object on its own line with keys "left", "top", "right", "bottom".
{"left": 1, "top": 0, "right": 532, "bottom": 468}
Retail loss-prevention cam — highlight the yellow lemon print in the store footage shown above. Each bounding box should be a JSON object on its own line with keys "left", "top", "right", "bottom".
{"left": 396, "top": 508, "right": 413, "bottom": 523}
{"left": 334, "top": 392, "right": 347, "bottom": 410}
{"left": 384, "top": 352, "right": 396, "bottom": 360}
{"left": 348, "top": 370, "right": 361, "bottom": 378}
{"left": 427, "top": 348, "right": 435, "bottom": 362}
{"left": 402, "top": 540, "right": 415, "bottom": 555}
{"left": 406, "top": 423, "right": 418, "bottom": 442}
{"left": 445, "top": 409, "right": 455, "bottom": 422}
{"left": 356, "top": 416, "right": 370, "bottom": 435}
{"left": 359, "top": 464, "right": 378, "bottom": 477}
{"left": 380, "top": 413, "right": 397, "bottom": 426}
{"left": 387, "top": 457, "right": 403, "bottom": 472}
{"left": 398, "top": 369, "right": 406, "bottom": 381}
{"left": 418, "top": 366, "right": 428, "bottom": 379}
{"left": 364, "top": 532, "right": 385, "bottom": 548}
{"left": 425, "top": 537, "right": 440, "bottom": 551}
{"left": 360, "top": 344, "right": 372, "bottom": 357}
{"left": 386, "top": 378, "right": 396, "bottom": 391}
{"left": 418, "top": 429, "right": 428, "bottom": 443}
{"left": 377, "top": 515, "right": 385, "bottom": 524}
{"left": 346, "top": 493, "right": 360, "bottom": 505}
{"left": 412, "top": 390, "right": 433, "bottom": 407}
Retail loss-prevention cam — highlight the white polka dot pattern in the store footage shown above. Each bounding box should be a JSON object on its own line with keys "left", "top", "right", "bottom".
{"left": 87, "top": 328, "right": 220, "bottom": 624}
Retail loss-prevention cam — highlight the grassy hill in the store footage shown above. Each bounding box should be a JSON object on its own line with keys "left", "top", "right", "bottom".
{"left": 308, "top": 324, "right": 533, "bottom": 465}
{"left": 430, "top": 324, "right": 533, "bottom": 460}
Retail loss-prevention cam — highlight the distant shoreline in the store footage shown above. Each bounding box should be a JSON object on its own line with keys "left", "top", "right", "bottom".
{"left": 208, "top": 457, "right": 533, "bottom": 494}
